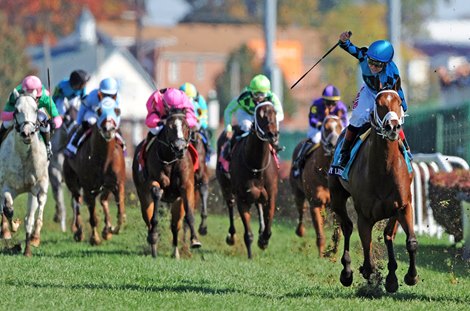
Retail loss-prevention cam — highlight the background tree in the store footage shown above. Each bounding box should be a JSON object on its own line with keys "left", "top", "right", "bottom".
{"left": 0, "top": 13, "right": 32, "bottom": 111}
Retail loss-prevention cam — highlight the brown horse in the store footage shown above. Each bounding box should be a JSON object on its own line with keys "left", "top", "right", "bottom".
{"left": 328, "top": 88, "right": 417, "bottom": 293}
{"left": 216, "top": 102, "right": 279, "bottom": 259}
{"left": 289, "top": 115, "right": 343, "bottom": 257}
{"left": 63, "top": 98, "right": 126, "bottom": 245}
{"left": 132, "top": 108, "right": 201, "bottom": 259}
{"left": 190, "top": 129, "right": 210, "bottom": 235}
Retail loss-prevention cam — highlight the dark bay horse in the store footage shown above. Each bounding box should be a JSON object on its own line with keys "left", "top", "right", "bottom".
{"left": 0, "top": 91, "right": 49, "bottom": 256}
{"left": 328, "top": 89, "right": 417, "bottom": 293}
{"left": 132, "top": 108, "right": 201, "bottom": 259}
{"left": 190, "top": 129, "right": 210, "bottom": 235}
{"left": 63, "top": 97, "right": 126, "bottom": 245}
{"left": 49, "top": 96, "right": 81, "bottom": 232}
{"left": 289, "top": 115, "right": 343, "bottom": 257}
{"left": 216, "top": 102, "right": 279, "bottom": 259}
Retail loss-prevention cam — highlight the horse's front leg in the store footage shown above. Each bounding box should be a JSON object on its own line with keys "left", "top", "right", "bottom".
{"left": 258, "top": 200, "right": 274, "bottom": 250}
{"left": 294, "top": 192, "right": 307, "bottom": 237}
{"left": 357, "top": 216, "right": 375, "bottom": 281}
{"left": 84, "top": 193, "right": 100, "bottom": 246}
{"left": 147, "top": 181, "right": 163, "bottom": 258}
{"left": 113, "top": 180, "right": 126, "bottom": 234}
{"left": 238, "top": 202, "right": 254, "bottom": 259}
{"left": 384, "top": 217, "right": 399, "bottom": 293}
{"left": 225, "top": 195, "right": 237, "bottom": 245}
{"left": 71, "top": 195, "right": 84, "bottom": 242}
{"left": 398, "top": 204, "right": 419, "bottom": 287}
{"left": 50, "top": 167, "right": 67, "bottom": 232}
{"left": 100, "top": 190, "right": 113, "bottom": 241}
{"left": 310, "top": 199, "right": 326, "bottom": 258}
{"left": 182, "top": 186, "right": 201, "bottom": 249}
{"left": 1, "top": 192, "right": 15, "bottom": 239}
{"left": 198, "top": 181, "right": 209, "bottom": 236}
{"left": 24, "top": 193, "right": 40, "bottom": 257}
{"left": 30, "top": 187, "right": 48, "bottom": 248}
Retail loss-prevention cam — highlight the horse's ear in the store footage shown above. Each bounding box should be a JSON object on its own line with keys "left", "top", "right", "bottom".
{"left": 13, "top": 88, "right": 20, "bottom": 100}
{"left": 115, "top": 107, "right": 121, "bottom": 117}
{"left": 394, "top": 77, "right": 402, "bottom": 92}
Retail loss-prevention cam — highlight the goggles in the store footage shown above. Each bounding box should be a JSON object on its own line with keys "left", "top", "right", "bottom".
{"left": 367, "top": 58, "right": 385, "bottom": 68}
{"left": 252, "top": 91, "right": 267, "bottom": 100}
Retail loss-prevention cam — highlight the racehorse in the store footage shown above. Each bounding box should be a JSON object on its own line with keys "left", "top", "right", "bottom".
{"left": 328, "top": 88, "right": 418, "bottom": 293}
{"left": 216, "top": 102, "right": 279, "bottom": 259}
{"left": 289, "top": 115, "right": 343, "bottom": 257}
{"left": 49, "top": 96, "right": 81, "bottom": 232}
{"left": 132, "top": 108, "right": 201, "bottom": 259}
{"left": 63, "top": 97, "right": 126, "bottom": 245}
{"left": 0, "top": 91, "right": 49, "bottom": 256}
{"left": 190, "top": 129, "right": 210, "bottom": 235}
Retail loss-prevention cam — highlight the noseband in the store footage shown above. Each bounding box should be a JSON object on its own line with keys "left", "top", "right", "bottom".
{"left": 253, "top": 102, "right": 277, "bottom": 142}
{"left": 371, "top": 90, "right": 404, "bottom": 141}
{"left": 155, "top": 113, "right": 189, "bottom": 164}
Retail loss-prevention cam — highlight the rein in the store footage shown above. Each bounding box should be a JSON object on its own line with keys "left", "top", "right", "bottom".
{"left": 253, "top": 102, "right": 275, "bottom": 141}
{"left": 154, "top": 112, "right": 189, "bottom": 165}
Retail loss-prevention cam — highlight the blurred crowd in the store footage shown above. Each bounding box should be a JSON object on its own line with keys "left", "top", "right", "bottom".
{"left": 436, "top": 61, "right": 470, "bottom": 88}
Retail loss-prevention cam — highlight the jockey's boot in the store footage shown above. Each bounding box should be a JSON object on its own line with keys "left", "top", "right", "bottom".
{"left": 65, "top": 122, "right": 88, "bottom": 156}
{"left": 41, "top": 130, "right": 52, "bottom": 160}
{"left": 0, "top": 124, "right": 8, "bottom": 148}
{"left": 292, "top": 140, "right": 312, "bottom": 177}
{"left": 338, "top": 127, "right": 358, "bottom": 169}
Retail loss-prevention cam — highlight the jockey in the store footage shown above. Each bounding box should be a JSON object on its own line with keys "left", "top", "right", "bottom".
{"left": 337, "top": 31, "right": 411, "bottom": 169}
{"left": 179, "top": 82, "right": 212, "bottom": 160}
{"left": 52, "top": 69, "right": 90, "bottom": 118}
{"left": 145, "top": 87, "right": 197, "bottom": 141}
{"left": 292, "top": 84, "right": 348, "bottom": 177}
{"left": 0, "top": 75, "right": 62, "bottom": 159}
{"left": 223, "top": 74, "right": 284, "bottom": 154}
{"left": 65, "top": 77, "right": 121, "bottom": 155}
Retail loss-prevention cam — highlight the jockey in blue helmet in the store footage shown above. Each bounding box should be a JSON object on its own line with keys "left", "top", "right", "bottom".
{"left": 336, "top": 31, "right": 411, "bottom": 169}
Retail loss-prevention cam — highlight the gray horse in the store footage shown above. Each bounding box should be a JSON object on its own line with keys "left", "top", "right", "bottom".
{"left": 48, "top": 96, "right": 81, "bottom": 232}
{"left": 0, "top": 90, "right": 49, "bottom": 256}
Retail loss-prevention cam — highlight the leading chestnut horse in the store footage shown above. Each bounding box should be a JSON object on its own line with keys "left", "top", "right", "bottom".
{"left": 289, "top": 115, "right": 343, "bottom": 257}
{"left": 132, "top": 108, "right": 201, "bottom": 259}
{"left": 63, "top": 97, "right": 126, "bottom": 245}
{"left": 216, "top": 102, "right": 279, "bottom": 259}
{"left": 328, "top": 88, "right": 417, "bottom": 293}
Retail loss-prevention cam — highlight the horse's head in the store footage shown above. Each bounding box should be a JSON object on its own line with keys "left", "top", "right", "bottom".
{"left": 96, "top": 97, "right": 121, "bottom": 141}
{"left": 254, "top": 101, "right": 279, "bottom": 146}
{"left": 161, "top": 108, "right": 190, "bottom": 159}
{"left": 321, "top": 115, "right": 343, "bottom": 154}
{"left": 13, "top": 90, "right": 39, "bottom": 144}
{"left": 372, "top": 89, "right": 404, "bottom": 141}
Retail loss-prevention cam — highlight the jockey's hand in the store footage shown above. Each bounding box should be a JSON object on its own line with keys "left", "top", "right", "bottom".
{"left": 316, "top": 121, "right": 322, "bottom": 129}
{"left": 339, "top": 31, "right": 351, "bottom": 43}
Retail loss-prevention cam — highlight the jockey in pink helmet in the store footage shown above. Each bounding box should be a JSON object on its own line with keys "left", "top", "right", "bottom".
{"left": 0, "top": 75, "right": 62, "bottom": 160}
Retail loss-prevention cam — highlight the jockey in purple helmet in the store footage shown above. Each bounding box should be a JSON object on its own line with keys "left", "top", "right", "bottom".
{"left": 292, "top": 84, "right": 348, "bottom": 177}
{"left": 336, "top": 31, "right": 411, "bottom": 169}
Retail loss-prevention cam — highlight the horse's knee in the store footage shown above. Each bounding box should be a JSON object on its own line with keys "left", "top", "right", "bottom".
{"left": 406, "top": 238, "right": 418, "bottom": 252}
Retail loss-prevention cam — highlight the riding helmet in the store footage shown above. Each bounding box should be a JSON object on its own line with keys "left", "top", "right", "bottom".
{"left": 70, "top": 70, "right": 90, "bottom": 87}
{"left": 249, "top": 74, "right": 271, "bottom": 93}
{"left": 322, "top": 84, "right": 341, "bottom": 101}
{"left": 99, "top": 77, "right": 119, "bottom": 96}
{"left": 367, "top": 40, "right": 394, "bottom": 63}
{"left": 179, "top": 82, "right": 197, "bottom": 99}
{"left": 22, "top": 75, "right": 43, "bottom": 96}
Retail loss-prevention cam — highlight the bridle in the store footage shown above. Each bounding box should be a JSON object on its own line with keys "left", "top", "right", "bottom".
{"left": 13, "top": 94, "right": 40, "bottom": 137}
{"left": 155, "top": 112, "right": 190, "bottom": 164}
{"left": 253, "top": 102, "right": 277, "bottom": 143}
{"left": 370, "top": 90, "right": 404, "bottom": 141}
{"left": 320, "top": 115, "right": 341, "bottom": 155}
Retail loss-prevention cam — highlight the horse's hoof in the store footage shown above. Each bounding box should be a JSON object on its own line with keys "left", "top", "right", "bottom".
{"left": 190, "top": 239, "right": 202, "bottom": 249}
{"left": 90, "top": 234, "right": 102, "bottom": 246}
{"left": 226, "top": 234, "right": 235, "bottom": 246}
{"left": 102, "top": 228, "right": 113, "bottom": 241}
{"left": 404, "top": 273, "right": 419, "bottom": 286}
{"left": 340, "top": 270, "right": 353, "bottom": 287}
{"left": 257, "top": 238, "right": 269, "bottom": 250}
{"left": 295, "top": 225, "right": 305, "bottom": 237}
{"left": 23, "top": 248, "right": 33, "bottom": 257}
{"left": 112, "top": 226, "right": 121, "bottom": 235}
{"left": 385, "top": 274, "right": 399, "bottom": 293}
{"left": 30, "top": 235, "right": 41, "bottom": 247}
{"left": 198, "top": 226, "right": 208, "bottom": 236}
{"left": 172, "top": 248, "right": 180, "bottom": 260}
{"left": 73, "top": 229, "right": 84, "bottom": 242}
{"left": 1, "top": 230, "right": 12, "bottom": 240}
{"left": 11, "top": 219, "right": 21, "bottom": 232}
{"left": 150, "top": 244, "right": 158, "bottom": 258}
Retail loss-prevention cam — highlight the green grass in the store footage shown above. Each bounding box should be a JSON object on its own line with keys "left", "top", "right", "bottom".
{"left": 0, "top": 192, "right": 469, "bottom": 311}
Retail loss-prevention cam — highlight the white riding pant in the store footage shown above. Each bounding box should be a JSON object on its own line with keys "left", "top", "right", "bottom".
{"left": 349, "top": 84, "right": 376, "bottom": 128}
{"left": 307, "top": 126, "right": 321, "bottom": 144}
